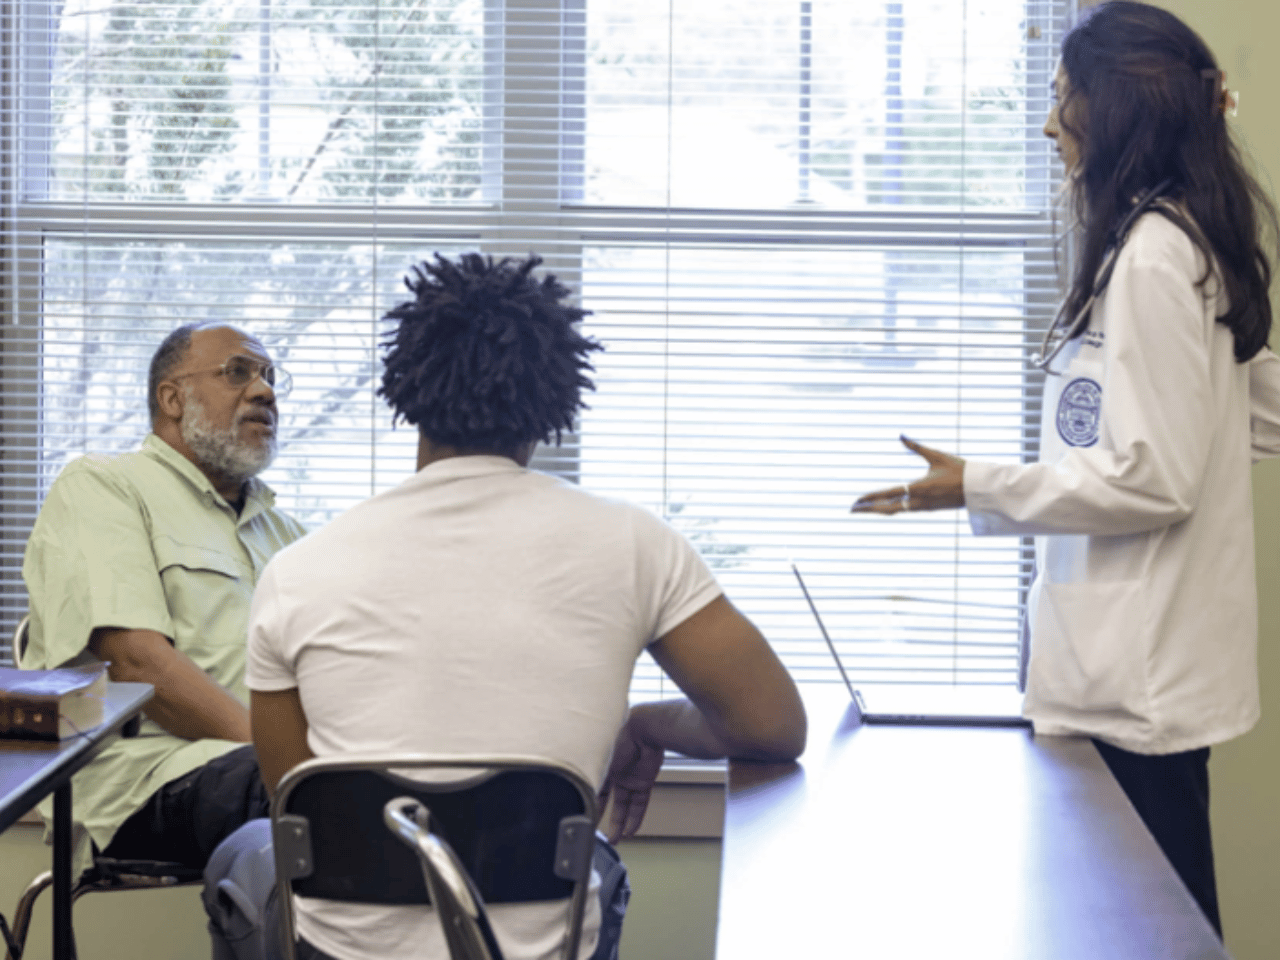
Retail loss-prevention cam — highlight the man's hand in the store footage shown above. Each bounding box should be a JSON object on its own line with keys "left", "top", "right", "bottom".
{"left": 598, "top": 715, "right": 665, "bottom": 844}
{"left": 596, "top": 596, "right": 808, "bottom": 841}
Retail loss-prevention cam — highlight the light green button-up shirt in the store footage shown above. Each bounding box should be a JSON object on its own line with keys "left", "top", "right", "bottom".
{"left": 22, "top": 433, "right": 307, "bottom": 872}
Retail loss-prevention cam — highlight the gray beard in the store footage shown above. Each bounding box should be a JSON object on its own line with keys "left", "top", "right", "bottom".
{"left": 181, "top": 393, "right": 277, "bottom": 485}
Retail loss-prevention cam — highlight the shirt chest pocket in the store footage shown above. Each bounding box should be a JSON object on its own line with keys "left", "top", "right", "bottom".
{"left": 152, "top": 538, "right": 253, "bottom": 677}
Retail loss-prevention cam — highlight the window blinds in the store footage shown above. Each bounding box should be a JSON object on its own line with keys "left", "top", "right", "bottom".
{"left": 3, "top": 0, "right": 1071, "bottom": 695}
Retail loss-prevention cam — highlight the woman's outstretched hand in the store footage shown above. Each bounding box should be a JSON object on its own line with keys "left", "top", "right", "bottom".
{"left": 850, "top": 436, "right": 967, "bottom": 514}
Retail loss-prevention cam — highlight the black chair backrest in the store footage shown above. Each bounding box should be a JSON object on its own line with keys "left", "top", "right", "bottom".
{"left": 284, "top": 767, "right": 586, "bottom": 906}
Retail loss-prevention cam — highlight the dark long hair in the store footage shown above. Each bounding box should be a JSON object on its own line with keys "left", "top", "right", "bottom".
{"left": 378, "top": 253, "right": 601, "bottom": 455}
{"left": 1059, "top": 1, "right": 1276, "bottom": 361}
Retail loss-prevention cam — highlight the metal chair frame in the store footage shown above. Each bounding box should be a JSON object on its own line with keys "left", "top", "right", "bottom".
{"left": 4, "top": 615, "right": 202, "bottom": 960}
{"left": 271, "top": 753, "right": 600, "bottom": 960}
{"left": 384, "top": 798, "right": 508, "bottom": 960}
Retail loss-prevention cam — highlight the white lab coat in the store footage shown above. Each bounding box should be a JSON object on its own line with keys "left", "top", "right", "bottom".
{"left": 964, "top": 211, "right": 1280, "bottom": 754}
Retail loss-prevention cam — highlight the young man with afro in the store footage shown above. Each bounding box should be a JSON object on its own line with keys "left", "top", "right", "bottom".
{"left": 203, "top": 252, "right": 806, "bottom": 960}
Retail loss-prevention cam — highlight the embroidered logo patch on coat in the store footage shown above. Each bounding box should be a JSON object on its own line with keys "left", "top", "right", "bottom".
{"left": 1057, "top": 377, "right": 1101, "bottom": 447}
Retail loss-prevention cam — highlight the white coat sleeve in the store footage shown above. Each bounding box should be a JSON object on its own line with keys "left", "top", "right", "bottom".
{"left": 965, "top": 223, "right": 1215, "bottom": 537}
{"left": 1249, "top": 347, "right": 1280, "bottom": 460}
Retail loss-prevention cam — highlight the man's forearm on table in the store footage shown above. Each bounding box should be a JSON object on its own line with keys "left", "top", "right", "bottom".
{"left": 628, "top": 698, "right": 799, "bottom": 763}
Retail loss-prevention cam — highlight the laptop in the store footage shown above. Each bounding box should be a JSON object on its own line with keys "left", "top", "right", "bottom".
{"left": 791, "top": 563, "right": 1029, "bottom": 727}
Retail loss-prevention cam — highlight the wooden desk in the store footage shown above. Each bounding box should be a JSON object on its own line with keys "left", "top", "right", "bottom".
{"left": 717, "top": 687, "right": 1227, "bottom": 960}
{"left": 0, "top": 682, "right": 153, "bottom": 960}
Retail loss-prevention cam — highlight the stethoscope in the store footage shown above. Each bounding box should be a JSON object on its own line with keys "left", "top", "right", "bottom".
{"left": 1031, "top": 178, "right": 1176, "bottom": 374}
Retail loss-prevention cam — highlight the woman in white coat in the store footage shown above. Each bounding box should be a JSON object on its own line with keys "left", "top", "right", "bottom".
{"left": 853, "top": 1, "right": 1280, "bottom": 937}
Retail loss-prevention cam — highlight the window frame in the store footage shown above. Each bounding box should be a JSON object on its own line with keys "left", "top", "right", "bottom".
{"left": 2, "top": 0, "right": 1071, "bottom": 682}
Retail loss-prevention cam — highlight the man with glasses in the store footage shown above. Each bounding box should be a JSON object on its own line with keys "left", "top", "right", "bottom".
{"left": 21, "top": 321, "right": 307, "bottom": 878}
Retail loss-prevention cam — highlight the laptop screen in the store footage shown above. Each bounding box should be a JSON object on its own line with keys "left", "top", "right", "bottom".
{"left": 791, "top": 563, "right": 1026, "bottom": 726}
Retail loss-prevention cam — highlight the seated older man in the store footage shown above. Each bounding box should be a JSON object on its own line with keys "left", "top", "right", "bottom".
{"left": 22, "top": 322, "right": 306, "bottom": 876}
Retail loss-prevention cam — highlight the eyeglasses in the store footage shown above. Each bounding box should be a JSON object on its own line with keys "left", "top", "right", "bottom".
{"left": 171, "top": 354, "right": 293, "bottom": 398}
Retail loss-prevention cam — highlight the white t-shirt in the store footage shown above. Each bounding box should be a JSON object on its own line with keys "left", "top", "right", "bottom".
{"left": 246, "top": 455, "right": 722, "bottom": 960}
{"left": 964, "top": 211, "right": 1280, "bottom": 754}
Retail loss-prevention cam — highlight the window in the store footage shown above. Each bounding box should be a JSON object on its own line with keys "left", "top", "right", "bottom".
{"left": 2, "top": 0, "right": 1071, "bottom": 697}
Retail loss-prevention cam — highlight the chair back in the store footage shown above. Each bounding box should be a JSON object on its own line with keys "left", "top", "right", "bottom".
{"left": 271, "top": 754, "right": 598, "bottom": 960}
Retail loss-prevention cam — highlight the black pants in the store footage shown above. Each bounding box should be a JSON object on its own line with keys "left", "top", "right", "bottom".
{"left": 1092, "top": 739, "right": 1220, "bottom": 937}
{"left": 102, "top": 745, "right": 270, "bottom": 869}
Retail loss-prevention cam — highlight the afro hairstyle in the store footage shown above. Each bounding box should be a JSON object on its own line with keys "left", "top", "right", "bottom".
{"left": 378, "top": 252, "right": 602, "bottom": 453}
